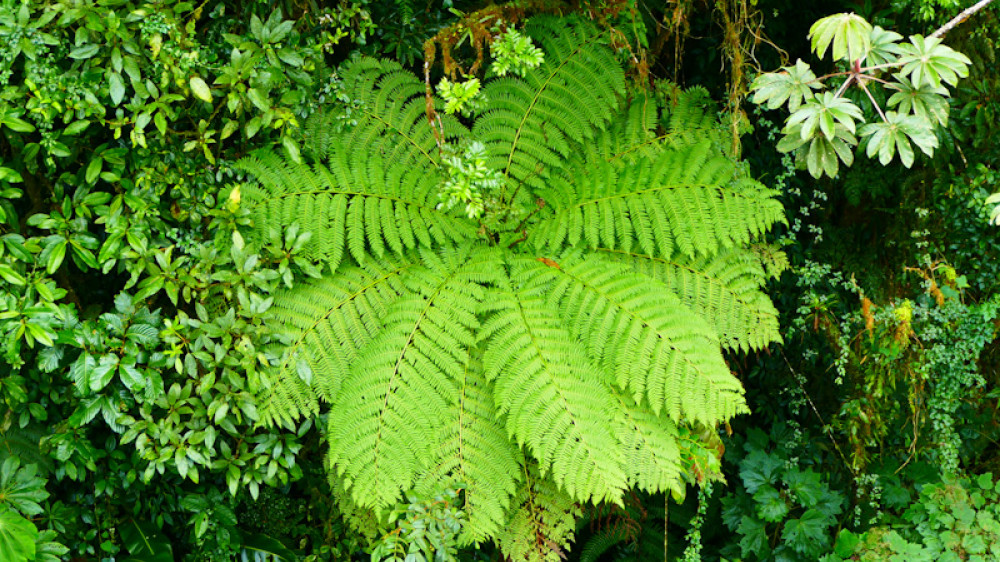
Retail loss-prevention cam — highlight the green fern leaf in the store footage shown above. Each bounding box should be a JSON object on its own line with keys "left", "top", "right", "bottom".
{"left": 480, "top": 256, "right": 627, "bottom": 504}
{"left": 327, "top": 246, "right": 493, "bottom": 508}
{"left": 498, "top": 465, "right": 581, "bottom": 562}
{"left": 532, "top": 141, "right": 784, "bottom": 259}
{"left": 540, "top": 253, "right": 746, "bottom": 423}
{"left": 259, "top": 257, "right": 416, "bottom": 425}
{"left": 476, "top": 16, "right": 625, "bottom": 195}
{"left": 598, "top": 247, "right": 782, "bottom": 351}
{"left": 414, "top": 346, "right": 522, "bottom": 545}
{"left": 611, "top": 392, "right": 684, "bottom": 495}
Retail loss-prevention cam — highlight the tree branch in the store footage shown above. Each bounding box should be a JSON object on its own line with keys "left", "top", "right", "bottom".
{"left": 931, "top": 0, "right": 997, "bottom": 38}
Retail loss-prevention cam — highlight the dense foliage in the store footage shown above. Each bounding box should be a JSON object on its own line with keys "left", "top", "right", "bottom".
{"left": 0, "top": 0, "right": 999, "bottom": 560}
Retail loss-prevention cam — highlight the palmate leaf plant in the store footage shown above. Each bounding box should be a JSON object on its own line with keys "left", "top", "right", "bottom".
{"left": 750, "top": 12, "right": 974, "bottom": 178}
{"left": 238, "top": 15, "right": 786, "bottom": 559}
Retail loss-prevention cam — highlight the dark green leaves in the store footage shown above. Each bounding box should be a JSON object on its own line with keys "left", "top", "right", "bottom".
{"left": 119, "top": 520, "right": 174, "bottom": 562}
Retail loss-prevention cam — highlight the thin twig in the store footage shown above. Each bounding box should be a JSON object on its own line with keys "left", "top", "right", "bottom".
{"left": 930, "top": 0, "right": 997, "bottom": 38}
{"left": 781, "top": 350, "right": 858, "bottom": 476}
{"left": 833, "top": 75, "right": 856, "bottom": 98}
{"left": 859, "top": 79, "right": 888, "bottom": 122}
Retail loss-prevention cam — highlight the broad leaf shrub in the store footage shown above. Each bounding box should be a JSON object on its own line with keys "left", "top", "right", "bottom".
{"left": 827, "top": 473, "right": 1000, "bottom": 561}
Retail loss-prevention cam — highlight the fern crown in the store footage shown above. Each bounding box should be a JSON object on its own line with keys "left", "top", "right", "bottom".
{"left": 238, "top": 15, "right": 785, "bottom": 557}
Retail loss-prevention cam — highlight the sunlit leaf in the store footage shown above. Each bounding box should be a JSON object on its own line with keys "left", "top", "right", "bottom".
{"left": 887, "top": 75, "right": 950, "bottom": 126}
{"left": 864, "top": 26, "right": 904, "bottom": 66}
{"left": 809, "top": 13, "right": 872, "bottom": 63}
{"left": 859, "top": 111, "right": 938, "bottom": 167}
{"left": 897, "top": 35, "right": 971, "bottom": 89}
{"left": 785, "top": 92, "right": 864, "bottom": 140}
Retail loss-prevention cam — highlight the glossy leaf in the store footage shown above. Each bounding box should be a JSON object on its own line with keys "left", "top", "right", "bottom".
{"left": 0, "top": 510, "right": 36, "bottom": 562}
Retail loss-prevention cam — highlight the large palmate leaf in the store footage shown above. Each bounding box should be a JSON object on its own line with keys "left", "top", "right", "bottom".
{"left": 0, "top": 510, "right": 36, "bottom": 562}
{"left": 808, "top": 13, "right": 872, "bottom": 63}
{"left": 860, "top": 111, "right": 938, "bottom": 167}
{"left": 750, "top": 60, "right": 821, "bottom": 112}
{"left": 864, "top": 26, "right": 904, "bottom": 66}
{"left": 888, "top": 75, "right": 950, "bottom": 126}
{"left": 897, "top": 35, "right": 971, "bottom": 89}
{"left": 786, "top": 92, "right": 864, "bottom": 140}
{"left": 0, "top": 459, "right": 47, "bottom": 517}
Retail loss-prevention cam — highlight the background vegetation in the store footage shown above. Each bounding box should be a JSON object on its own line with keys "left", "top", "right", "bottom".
{"left": 0, "top": 0, "right": 998, "bottom": 560}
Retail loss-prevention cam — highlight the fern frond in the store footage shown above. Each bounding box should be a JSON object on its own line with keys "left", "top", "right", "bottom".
{"left": 498, "top": 465, "right": 581, "bottom": 562}
{"left": 661, "top": 85, "right": 730, "bottom": 152}
{"left": 414, "top": 346, "right": 522, "bottom": 545}
{"left": 598, "top": 247, "right": 782, "bottom": 351}
{"left": 0, "top": 424, "right": 50, "bottom": 472}
{"left": 531, "top": 141, "right": 785, "bottom": 259}
{"left": 327, "top": 246, "right": 492, "bottom": 509}
{"left": 239, "top": 152, "right": 476, "bottom": 269}
{"left": 259, "top": 256, "right": 417, "bottom": 426}
{"left": 476, "top": 16, "right": 625, "bottom": 194}
{"left": 480, "top": 255, "right": 626, "bottom": 503}
{"left": 611, "top": 393, "right": 683, "bottom": 495}
{"left": 540, "top": 254, "right": 746, "bottom": 424}
{"left": 306, "top": 57, "right": 466, "bottom": 165}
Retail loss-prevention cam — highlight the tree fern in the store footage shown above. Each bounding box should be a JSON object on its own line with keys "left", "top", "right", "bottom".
{"left": 239, "top": 14, "right": 785, "bottom": 558}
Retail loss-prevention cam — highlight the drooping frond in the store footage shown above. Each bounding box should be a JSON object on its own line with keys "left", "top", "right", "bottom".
{"left": 327, "top": 246, "right": 494, "bottom": 509}
{"left": 480, "top": 255, "right": 626, "bottom": 504}
{"left": 414, "top": 346, "right": 522, "bottom": 545}
{"left": 259, "top": 256, "right": 417, "bottom": 426}
{"left": 539, "top": 254, "right": 747, "bottom": 424}
{"left": 611, "top": 393, "right": 683, "bottom": 495}
{"left": 531, "top": 141, "right": 784, "bottom": 259}
{"left": 475, "top": 15, "right": 626, "bottom": 194}
{"left": 598, "top": 247, "right": 782, "bottom": 351}
{"left": 498, "top": 465, "right": 581, "bottom": 562}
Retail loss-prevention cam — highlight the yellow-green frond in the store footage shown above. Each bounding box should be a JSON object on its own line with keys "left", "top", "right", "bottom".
{"left": 327, "top": 246, "right": 490, "bottom": 509}
{"left": 599, "top": 247, "right": 782, "bottom": 352}
{"left": 415, "top": 346, "right": 522, "bottom": 545}
{"left": 259, "top": 256, "right": 417, "bottom": 426}
{"left": 541, "top": 254, "right": 747, "bottom": 424}
{"left": 480, "top": 255, "right": 627, "bottom": 504}
{"left": 475, "top": 16, "right": 625, "bottom": 193}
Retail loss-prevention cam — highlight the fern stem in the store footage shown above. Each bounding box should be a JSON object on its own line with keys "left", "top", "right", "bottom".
{"left": 663, "top": 494, "right": 669, "bottom": 562}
